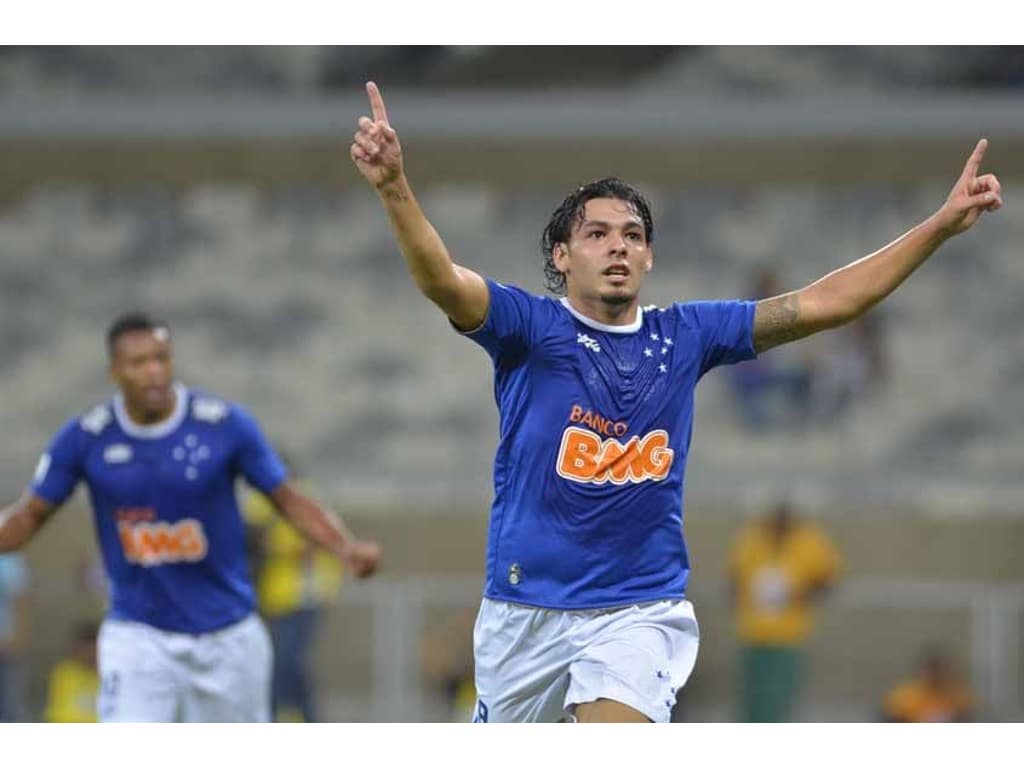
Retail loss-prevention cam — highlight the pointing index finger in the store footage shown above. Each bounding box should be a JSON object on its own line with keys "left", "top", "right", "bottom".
{"left": 366, "top": 81, "right": 390, "bottom": 125}
{"left": 961, "top": 138, "right": 988, "bottom": 180}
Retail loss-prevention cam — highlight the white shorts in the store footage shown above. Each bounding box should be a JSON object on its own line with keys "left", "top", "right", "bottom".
{"left": 472, "top": 597, "right": 699, "bottom": 723}
{"left": 97, "top": 613, "right": 272, "bottom": 723}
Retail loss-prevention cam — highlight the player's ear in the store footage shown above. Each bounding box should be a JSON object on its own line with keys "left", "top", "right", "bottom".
{"left": 553, "top": 242, "right": 570, "bottom": 273}
{"left": 108, "top": 355, "right": 123, "bottom": 386}
{"left": 645, "top": 247, "right": 654, "bottom": 273}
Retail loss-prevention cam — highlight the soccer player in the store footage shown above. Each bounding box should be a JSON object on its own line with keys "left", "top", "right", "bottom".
{"left": 0, "top": 312, "right": 381, "bottom": 722}
{"left": 350, "top": 82, "right": 1002, "bottom": 723}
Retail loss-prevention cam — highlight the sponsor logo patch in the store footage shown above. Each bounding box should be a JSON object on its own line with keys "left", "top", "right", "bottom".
{"left": 117, "top": 518, "right": 209, "bottom": 566}
{"left": 103, "top": 444, "right": 133, "bottom": 464}
{"left": 556, "top": 426, "right": 674, "bottom": 485}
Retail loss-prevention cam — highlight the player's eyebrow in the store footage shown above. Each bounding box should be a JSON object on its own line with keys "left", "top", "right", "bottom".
{"left": 580, "top": 218, "right": 643, "bottom": 230}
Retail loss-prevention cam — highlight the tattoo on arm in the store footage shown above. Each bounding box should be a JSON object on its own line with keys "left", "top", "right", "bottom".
{"left": 753, "top": 293, "right": 805, "bottom": 353}
{"left": 378, "top": 184, "right": 410, "bottom": 203}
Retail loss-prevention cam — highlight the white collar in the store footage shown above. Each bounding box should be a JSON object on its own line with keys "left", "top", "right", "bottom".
{"left": 113, "top": 381, "right": 188, "bottom": 440}
{"left": 559, "top": 298, "right": 643, "bottom": 334}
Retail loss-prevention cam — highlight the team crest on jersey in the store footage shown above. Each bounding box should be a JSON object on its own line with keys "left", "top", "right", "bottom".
{"left": 103, "top": 443, "right": 133, "bottom": 464}
{"left": 172, "top": 433, "right": 212, "bottom": 481}
{"left": 80, "top": 404, "right": 112, "bottom": 435}
{"left": 192, "top": 397, "right": 228, "bottom": 424}
{"left": 557, "top": 426, "right": 674, "bottom": 485}
{"left": 118, "top": 518, "right": 208, "bottom": 566}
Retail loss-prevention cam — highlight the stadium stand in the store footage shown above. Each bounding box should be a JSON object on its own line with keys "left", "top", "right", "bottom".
{"left": 1, "top": 181, "right": 1020, "bottom": 509}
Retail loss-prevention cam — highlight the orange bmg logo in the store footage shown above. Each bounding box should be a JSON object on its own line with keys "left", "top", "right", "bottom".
{"left": 118, "top": 519, "right": 209, "bottom": 566}
{"left": 556, "top": 426, "right": 675, "bottom": 485}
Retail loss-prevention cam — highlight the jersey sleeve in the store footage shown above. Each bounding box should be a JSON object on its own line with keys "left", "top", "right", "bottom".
{"left": 457, "top": 279, "right": 547, "bottom": 367}
{"left": 677, "top": 300, "right": 757, "bottom": 377}
{"left": 30, "top": 418, "right": 86, "bottom": 507}
{"left": 230, "top": 405, "right": 289, "bottom": 494}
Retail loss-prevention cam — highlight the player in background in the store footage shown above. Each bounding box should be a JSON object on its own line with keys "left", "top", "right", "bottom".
{"left": 0, "top": 312, "right": 381, "bottom": 722}
{"left": 351, "top": 82, "right": 1002, "bottom": 722}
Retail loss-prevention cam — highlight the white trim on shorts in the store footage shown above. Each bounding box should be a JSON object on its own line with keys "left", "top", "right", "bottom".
{"left": 472, "top": 597, "right": 699, "bottom": 723}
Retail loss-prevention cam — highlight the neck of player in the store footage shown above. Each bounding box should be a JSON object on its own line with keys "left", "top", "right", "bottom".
{"left": 124, "top": 388, "right": 177, "bottom": 426}
{"left": 565, "top": 293, "right": 640, "bottom": 327}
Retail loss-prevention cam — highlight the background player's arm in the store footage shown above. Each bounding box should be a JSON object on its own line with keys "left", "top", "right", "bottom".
{"left": 0, "top": 493, "right": 60, "bottom": 552}
{"left": 350, "top": 81, "right": 489, "bottom": 331}
{"left": 752, "top": 139, "right": 1003, "bottom": 353}
{"left": 267, "top": 483, "right": 381, "bottom": 578}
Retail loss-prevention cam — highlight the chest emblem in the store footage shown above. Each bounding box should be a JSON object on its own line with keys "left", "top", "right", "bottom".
{"left": 172, "top": 433, "right": 212, "bottom": 481}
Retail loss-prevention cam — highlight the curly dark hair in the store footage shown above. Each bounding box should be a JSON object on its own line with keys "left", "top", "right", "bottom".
{"left": 540, "top": 178, "right": 654, "bottom": 295}
{"left": 106, "top": 311, "right": 169, "bottom": 359}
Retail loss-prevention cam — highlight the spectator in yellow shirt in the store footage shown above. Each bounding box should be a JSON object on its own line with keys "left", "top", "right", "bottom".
{"left": 245, "top": 472, "right": 344, "bottom": 723}
{"left": 882, "top": 647, "right": 974, "bottom": 722}
{"left": 45, "top": 621, "right": 100, "bottom": 723}
{"left": 727, "top": 500, "right": 842, "bottom": 721}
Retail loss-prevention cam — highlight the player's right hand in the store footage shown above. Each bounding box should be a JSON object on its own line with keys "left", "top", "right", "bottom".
{"left": 351, "top": 81, "right": 403, "bottom": 189}
{"left": 343, "top": 538, "right": 382, "bottom": 579}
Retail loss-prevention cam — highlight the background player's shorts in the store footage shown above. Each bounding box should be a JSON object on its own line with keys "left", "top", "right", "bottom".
{"left": 97, "top": 613, "right": 272, "bottom": 722}
{"left": 472, "top": 597, "right": 699, "bottom": 723}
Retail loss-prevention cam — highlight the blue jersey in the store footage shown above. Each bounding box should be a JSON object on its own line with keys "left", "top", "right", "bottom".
{"left": 463, "top": 280, "right": 756, "bottom": 610}
{"left": 31, "top": 382, "right": 287, "bottom": 634}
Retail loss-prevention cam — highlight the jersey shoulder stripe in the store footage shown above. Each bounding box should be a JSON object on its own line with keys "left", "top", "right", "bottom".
{"left": 79, "top": 402, "right": 114, "bottom": 436}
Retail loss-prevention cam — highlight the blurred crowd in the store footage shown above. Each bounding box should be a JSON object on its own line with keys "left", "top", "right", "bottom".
{"left": 2, "top": 46, "right": 1023, "bottom": 96}
{"left": 729, "top": 267, "right": 886, "bottom": 432}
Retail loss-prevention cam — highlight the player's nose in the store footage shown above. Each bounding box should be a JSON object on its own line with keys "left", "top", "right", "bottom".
{"left": 143, "top": 359, "right": 169, "bottom": 380}
{"left": 608, "top": 234, "right": 628, "bottom": 255}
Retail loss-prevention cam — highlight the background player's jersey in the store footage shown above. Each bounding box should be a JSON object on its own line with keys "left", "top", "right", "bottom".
{"left": 463, "top": 280, "right": 756, "bottom": 609}
{"left": 31, "top": 382, "right": 287, "bottom": 633}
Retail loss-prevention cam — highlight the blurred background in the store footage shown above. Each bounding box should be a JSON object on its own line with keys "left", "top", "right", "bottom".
{"left": 0, "top": 45, "right": 1022, "bottom": 723}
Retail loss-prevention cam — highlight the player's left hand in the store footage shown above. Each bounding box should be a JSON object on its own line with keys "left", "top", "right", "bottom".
{"left": 342, "top": 539, "right": 382, "bottom": 578}
{"left": 936, "top": 138, "right": 1003, "bottom": 236}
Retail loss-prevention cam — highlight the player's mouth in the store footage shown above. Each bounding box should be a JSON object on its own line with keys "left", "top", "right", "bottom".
{"left": 603, "top": 265, "right": 631, "bottom": 282}
{"left": 142, "top": 385, "right": 168, "bottom": 401}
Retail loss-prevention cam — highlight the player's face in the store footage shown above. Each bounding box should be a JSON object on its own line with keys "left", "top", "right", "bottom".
{"left": 554, "top": 198, "right": 653, "bottom": 309}
{"left": 109, "top": 329, "right": 175, "bottom": 421}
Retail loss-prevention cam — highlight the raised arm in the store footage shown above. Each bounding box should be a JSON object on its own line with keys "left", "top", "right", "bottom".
{"left": 350, "top": 81, "right": 490, "bottom": 331}
{"left": 267, "top": 482, "right": 381, "bottom": 578}
{"left": 0, "top": 493, "right": 60, "bottom": 553}
{"left": 753, "top": 139, "right": 1003, "bottom": 353}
